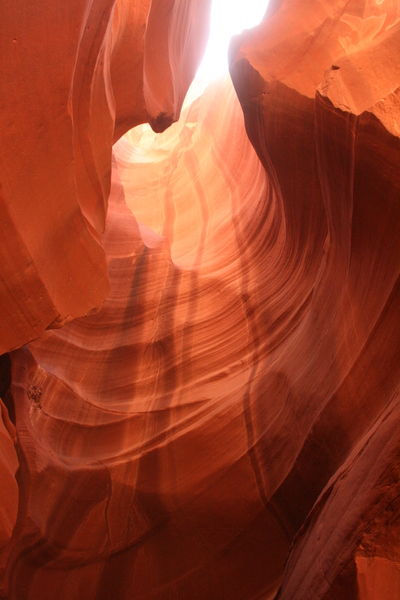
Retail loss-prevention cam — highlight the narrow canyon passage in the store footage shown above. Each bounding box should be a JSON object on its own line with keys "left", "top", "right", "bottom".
{"left": 1, "top": 1, "right": 400, "bottom": 599}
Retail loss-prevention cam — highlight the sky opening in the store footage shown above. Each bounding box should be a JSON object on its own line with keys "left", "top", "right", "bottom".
{"left": 196, "top": 0, "right": 269, "bottom": 83}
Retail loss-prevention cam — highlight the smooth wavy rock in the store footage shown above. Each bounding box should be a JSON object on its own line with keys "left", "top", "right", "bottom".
{"left": 3, "top": 76, "right": 294, "bottom": 598}
{"left": 230, "top": 1, "right": 400, "bottom": 597}
{"left": 0, "top": 0, "right": 210, "bottom": 354}
{"left": 112, "top": 0, "right": 212, "bottom": 139}
{"left": 1, "top": 0, "right": 400, "bottom": 599}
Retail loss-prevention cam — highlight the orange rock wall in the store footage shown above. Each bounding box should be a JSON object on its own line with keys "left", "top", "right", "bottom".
{"left": 0, "top": 1, "right": 399, "bottom": 599}
{"left": 229, "top": 1, "right": 400, "bottom": 597}
{"left": 0, "top": 0, "right": 211, "bottom": 353}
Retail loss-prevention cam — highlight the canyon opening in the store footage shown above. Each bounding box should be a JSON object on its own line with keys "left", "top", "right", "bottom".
{"left": 0, "top": 1, "right": 399, "bottom": 600}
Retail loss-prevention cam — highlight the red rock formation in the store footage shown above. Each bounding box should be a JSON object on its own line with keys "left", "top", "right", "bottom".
{"left": 3, "top": 84, "right": 290, "bottom": 599}
{"left": 0, "top": 0, "right": 400, "bottom": 599}
{"left": 0, "top": 0, "right": 211, "bottom": 353}
{"left": 229, "top": 1, "right": 400, "bottom": 597}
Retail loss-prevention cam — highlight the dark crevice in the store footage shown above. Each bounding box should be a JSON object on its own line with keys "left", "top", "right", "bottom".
{"left": 0, "top": 352, "right": 11, "bottom": 397}
{"left": 0, "top": 353, "right": 15, "bottom": 425}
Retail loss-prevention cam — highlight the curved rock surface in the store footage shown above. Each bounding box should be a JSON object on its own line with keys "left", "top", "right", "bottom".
{"left": 0, "top": 0, "right": 399, "bottom": 599}
{"left": 0, "top": 0, "right": 210, "bottom": 354}
{"left": 229, "top": 0, "right": 400, "bottom": 597}
{"left": 3, "top": 83, "right": 291, "bottom": 599}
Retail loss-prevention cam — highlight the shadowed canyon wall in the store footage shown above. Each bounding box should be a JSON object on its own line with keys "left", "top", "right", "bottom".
{"left": 0, "top": 1, "right": 400, "bottom": 599}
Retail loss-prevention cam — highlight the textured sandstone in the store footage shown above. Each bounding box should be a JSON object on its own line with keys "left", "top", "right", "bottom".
{"left": 229, "top": 1, "right": 400, "bottom": 597}
{"left": 3, "top": 93, "right": 290, "bottom": 598}
{"left": 0, "top": 0, "right": 210, "bottom": 354}
{"left": 0, "top": 0, "right": 399, "bottom": 599}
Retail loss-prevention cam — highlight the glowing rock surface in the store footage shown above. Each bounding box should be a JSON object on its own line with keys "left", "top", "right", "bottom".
{"left": 0, "top": 0, "right": 211, "bottom": 353}
{"left": 0, "top": 1, "right": 400, "bottom": 599}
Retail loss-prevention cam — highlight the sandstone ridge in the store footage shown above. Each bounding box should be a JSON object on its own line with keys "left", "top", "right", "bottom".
{"left": 0, "top": 1, "right": 399, "bottom": 599}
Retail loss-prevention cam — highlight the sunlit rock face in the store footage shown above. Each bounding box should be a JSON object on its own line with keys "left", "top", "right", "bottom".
{"left": 0, "top": 0, "right": 211, "bottom": 354}
{"left": 1, "top": 1, "right": 400, "bottom": 599}
{"left": 3, "top": 81, "right": 290, "bottom": 600}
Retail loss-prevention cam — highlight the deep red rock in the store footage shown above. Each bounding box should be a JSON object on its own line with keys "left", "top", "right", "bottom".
{"left": 229, "top": 1, "right": 400, "bottom": 597}
{"left": 0, "top": 0, "right": 400, "bottom": 599}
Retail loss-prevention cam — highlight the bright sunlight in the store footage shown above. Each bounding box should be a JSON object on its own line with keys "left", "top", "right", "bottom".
{"left": 196, "top": 0, "right": 269, "bottom": 82}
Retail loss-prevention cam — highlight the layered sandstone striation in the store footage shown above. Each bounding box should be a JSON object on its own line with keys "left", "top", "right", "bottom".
{"left": 0, "top": 0, "right": 211, "bottom": 353}
{"left": 229, "top": 1, "right": 400, "bottom": 597}
{"left": 0, "top": 0, "right": 400, "bottom": 599}
{"left": 3, "top": 82, "right": 290, "bottom": 600}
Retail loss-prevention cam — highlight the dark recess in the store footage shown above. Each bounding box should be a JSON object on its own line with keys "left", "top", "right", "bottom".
{"left": 0, "top": 353, "right": 15, "bottom": 425}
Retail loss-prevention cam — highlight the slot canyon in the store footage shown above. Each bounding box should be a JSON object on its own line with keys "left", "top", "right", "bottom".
{"left": 1, "top": 0, "right": 400, "bottom": 598}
